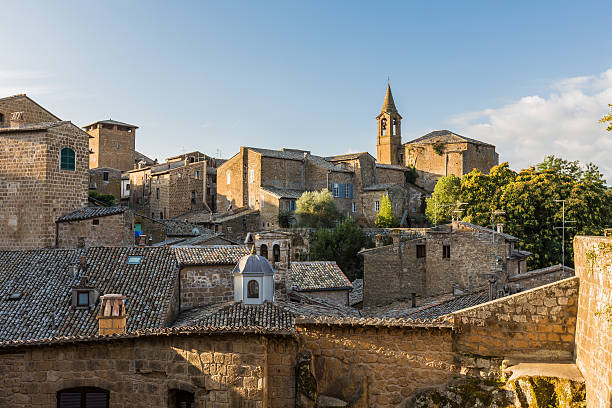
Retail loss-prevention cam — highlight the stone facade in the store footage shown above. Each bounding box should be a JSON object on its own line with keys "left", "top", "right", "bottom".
{"left": 56, "top": 210, "right": 134, "bottom": 248}
{"left": 89, "top": 167, "right": 122, "bottom": 201}
{"left": 0, "top": 120, "right": 89, "bottom": 250}
{"left": 0, "top": 333, "right": 296, "bottom": 408}
{"left": 129, "top": 153, "right": 219, "bottom": 219}
{"left": 573, "top": 236, "right": 612, "bottom": 408}
{"left": 85, "top": 120, "right": 137, "bottom": 172}
{"left": 180, "top": 265, "right": 234, "bottom": 310}
{"left": 361, "top": 222, "right": 529, "bottom": 308}
{"left": 0, "top": 94, "right": 59, "bottom": 125}
{"left": 217, "top": 147, "right": 423, "bottom": 229}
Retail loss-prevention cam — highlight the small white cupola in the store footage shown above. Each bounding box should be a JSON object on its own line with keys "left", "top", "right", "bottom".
{"left": 233, "top": 246, "right": 275, "bottom": 304}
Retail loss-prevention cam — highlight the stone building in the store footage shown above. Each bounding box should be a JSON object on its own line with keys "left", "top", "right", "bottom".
{"left": 84, "top": 119, "right": 138, "bottom": 172}
{"left": 0, "top": 94, "right": 89, "bottom": 250}
{"left": 127, "top": 151, "right": 221, "bottom": 219}
{"left": 56, "top": 206, "right": 134, "bottom": 248}
{"left": 375, "top": 84, "right": 499, "bottom": 191}
{"left": 1, "top": 237, "right": 607, "bottom": 406}
{"left": 360, "top": 220, "right": 536, "bottom": 308}
{"left": 89, "top": 167, "right": 122, "bottom": 202}
{"left": 216, "top": 147, "right": 425, "bottom": 229}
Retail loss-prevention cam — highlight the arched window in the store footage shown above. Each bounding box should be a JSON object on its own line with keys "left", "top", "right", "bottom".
{"left": 169, "top": 389, "right": 195, "bottom": 408}
{"left": 273, "top": 244, "right": 280, "bottom": 263}
{"left": 260, "top": 244, "right": 268, "bottom": 259}
{"left": 60, "top": 148, "right": 76, "bottom": 171}
{"left": 57, "top": 387, "right": 109, "bottom": 408}
{"left": 380, "top": 118, "right": 387, "bottom": 136}
{"left": 247, "top": 280, "right": 259, "bottom": 298}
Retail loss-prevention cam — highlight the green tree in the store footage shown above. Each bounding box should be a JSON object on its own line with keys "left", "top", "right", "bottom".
{"left": 600, "top": 104, "right": 612, "bottom": 131}
{"left": 375, "top": 193, "right": 399, "bottom": 227}
{"left": 277, "top": 211, "right": 295, "bottom": 228}
{"left": 425, "top": 175, "right": 461, "bottom": 225}
{"left": 309, "top": 219, "right": 374, "bottom": 280}
{"left": 88, "top": 190, "right": 115, "bottom": 206}
{"left": 295, "top": 189, "right": 341, "bottom": 228}
{"left": 457, "top": 157, "right": 611, "bottom": 269}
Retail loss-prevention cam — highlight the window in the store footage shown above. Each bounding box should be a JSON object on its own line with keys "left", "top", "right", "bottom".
{"left": 169, "top": 389, "right": 194, "bottom": 408}
{"left": 189, "top": 156, "right": 195, "bottom": 163}
{"left": 332, "top": 183, "right": 339, "bottom": 197}
{"left": 156, "top": 188, "right": 160, "bottom": 200}
{"left": 0, "top": 113, "right": 4, "bottom": 124}
{"left": 60, "top": 148, "right": 76, "bottom": 170}
{"left": 273, "top": 244, "right": 280, "bottom": 263}
{"left": 289, "top": 199, "right": 296, "bottom": 212}
{"left": 247, "top": 280, "right": 259, "bottom": 298}
{"left": 103, "top": 171, "right": 109, "bottom": 181}
{"left": 226, "top": 171, "right": 231, "bottom": 184}
{"left": 260, "top": 194, "right": 265, "bottom": 209}
{"left": 126, "top": 183, "right": 130, "bottom": 190}
{"left": 374, "top": 200, "right": 380, "bottom": 212}
{"left": 77, "top": 291, "right": 89, "bottom": 307}
{"left": 260, "top": 244, "right": 268, "bottom": 259}
{"left": 351, "top": 202, "right": 356, "bottom": 213}
{"left": 249, "top": 169, "right": 254, "bottom": 183}
{"left": 339, "top": 183, "right": 345, "bottom": 198}
{"left": 416, "top": 244, "right": 426, "bottom": 258}
{"left": 195, "top": 170, "right": 200, "bottom": 179}
{"left": 191, "top": 190, "right": 196, "bottom": 203}
{"left": 443, "top": 245, "right": 451, "bottom": 259}
{"left": 116, "top": 142, "right": 120, "bottom": 150}
{"left": 92, "top": 219, "right": 99, "bottom": 226}
{"left": 347, "top": 183, "right": 354, "bottom": 198}
{"left": 57, "top": 387, "right": 109, "bottom": 408}
{"left": 127, "top": 255, "right": 142, "bottom": 265}
{"left": 160, "top": 212, "right": 164, "bottom": 219}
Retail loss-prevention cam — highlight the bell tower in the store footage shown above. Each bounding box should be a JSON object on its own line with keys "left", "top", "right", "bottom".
{"left": 376, "top": 83, "right": 403, "bottom": 165}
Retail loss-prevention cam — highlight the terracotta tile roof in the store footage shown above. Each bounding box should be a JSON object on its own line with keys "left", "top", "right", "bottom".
{"left": 0, "top": 247, "right": 178, "bottom": 342}
{"left": 289, "top": 262, "right": 352, "bottom": 291}
{"left": 406, "top": 130, "right": 494, "bottom": 147}
{"left": 261, "top": 187, "right": 304, "bottom": 199}
{"left": 349, "top": 279, "right": 363, "bottom": 306}
{"left": 454, "top": 221, "right": 519, "bottom": 241}
{"left": 83, "top": 119, "right": 138, "bottom": 129}
{"left": 56, "top": 206, "right": 127, "bottom": 222}
{"left": 159, "top": 219, "right": 201, "bottom": 237}
{"left": 248, "top": 147, "right": 353, "bottom": 173}
{"left": 325, "top": 152, "right": 373, "bottom": 162}
{"left": 362, "top": 183, "right": 397, "bottom": 191}
{"left": 173, "top": 245, "right": 250, "bottom": 266}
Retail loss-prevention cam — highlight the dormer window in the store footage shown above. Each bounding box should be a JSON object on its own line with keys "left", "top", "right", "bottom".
{"left": 77, "top": 291, "right": 90, "bottom": 307}
{"left": 71, "top": 285, "right": 98, "bottom": 310}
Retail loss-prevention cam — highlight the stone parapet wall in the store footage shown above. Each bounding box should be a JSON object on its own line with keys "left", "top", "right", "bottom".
{"left": 453, "top": 277, "right": 579, "bottom": 360}
{"left": 296, "top": 324, "right": 456, "bottom": 407}
{"left": 573, "top": 236, "right": 612, "bottom": 408}
{"left": 0, "top": 334, "right": 296, "bottom": 408}
{"left": 56, "top": 211, "right": 133, "bottom": 248}
{"left": 180, "top": 265, "right": 234, "bottom": 310}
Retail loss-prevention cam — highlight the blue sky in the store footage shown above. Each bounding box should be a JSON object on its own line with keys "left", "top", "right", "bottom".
{"left": 1, "top": 1, "right": 611, "bottom": 179}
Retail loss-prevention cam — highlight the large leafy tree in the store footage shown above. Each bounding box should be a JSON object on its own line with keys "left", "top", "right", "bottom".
{"left": 309, "top": 219, "right": 373, "bottom": 280}
{"left": 375, "top": 193, "right": 399, "bottom": 227}
{"left": 454, "top": 157, "right": 611, "bottom": 269}
{"left": 425, "top": 174, "right": 461, "bottom": 225}
{"left": 600, "top": 104, "right": 612, "bottom": 131}
{"left": 295, "top": 189, "right": 340, "bottom": 228}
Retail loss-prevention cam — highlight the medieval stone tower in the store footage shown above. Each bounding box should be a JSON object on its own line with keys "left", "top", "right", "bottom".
{"left": 85, "top": 119, "right": 137, "bottom": 171}
{"left": 376, "top": 84, "right": 403, "bottom": 165}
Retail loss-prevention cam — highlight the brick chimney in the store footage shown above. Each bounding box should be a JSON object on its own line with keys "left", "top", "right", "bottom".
{"left": 10, "top": 112, "right": 25, "bottom": 128}
{"left": 96, "top": 294, "right": 127, "bottom": 335}
{"left": 375, "top": 234, "right": 383, "bottom": 247}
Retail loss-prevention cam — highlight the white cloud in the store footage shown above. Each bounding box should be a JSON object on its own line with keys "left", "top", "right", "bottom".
{"left": 450, "top": 69, "right": 612, "bottom": 183}
{"left": 0, "top": 69, "right": 58, "bottom": 96}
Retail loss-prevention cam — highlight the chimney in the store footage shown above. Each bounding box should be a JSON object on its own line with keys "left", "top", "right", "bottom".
{"left": 411, "top": 293, "right": 417, "bottom": 308}
{"left": 96, "top": 294, "right": 127, "bottom": 335}
{"left": 10, "top": 112, "right": 25, "bottom": 128}
{"left": 137, "top": 234, "right": 148, "bottom": 246}
{"left": 496, "top": 223, "right": 504, "bottom": 234}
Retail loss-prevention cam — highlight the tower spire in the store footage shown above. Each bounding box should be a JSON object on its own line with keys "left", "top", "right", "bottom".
{"left": 381, "top": 82, "right": 398, "bottom": 114}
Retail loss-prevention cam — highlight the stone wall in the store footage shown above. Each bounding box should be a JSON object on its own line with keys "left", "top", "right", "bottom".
{"left": 297, "top": 289, "right": 349, "bottom": 306}
{"left": 508, "top": 264, "right": 574, "bottom": 292}
{"left": 296, "top": 324, "right": 456, "bottom": 407}
{"left": 89, "top": 167, "right": 122, "bottom": 201}
{"left": 56, "top": 211, "right": 134, "bottom": 248}
{"left": 462, "top": 143, "right": 498, "bottom": 175}
{"left": 0, "top": 94, "right": 59, "bottom": 125}
{"left": 573, "top": 236, "right": 612, "bottom": 408}
{"left": 216, "top": 148, "right": 246, "bottom": 211}
{"left": 0, "top": 333, "right": 296, "bottom": 408}
{"left": 453, "top": 277, "right": 579, "bottom": 360}
{"left": 180, "top": 265, "right": 234, "bottom": 310}
{"left": 0, "top": 123, "right": 89, "bottom": 250}
{"left": 214, "top": 210, "right": 260, "bottom": 242}
{"left": 167, "top": 161, "right": 207, "bottom": 219}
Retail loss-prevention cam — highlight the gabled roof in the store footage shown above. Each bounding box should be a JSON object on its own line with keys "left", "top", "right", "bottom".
{"left": 173, "top": 245, "right": 251, "bottom": 266}
{"left": 83, "top": 119, "right": 138, "bottom": 129}
{"left": 454, "top": 221, "right": 518, "bottom": 241}
{"left": 0, "top": 247, "right": 178, "bottom": 342}
{"left": 0, "top": 94, "right": 61, "bottom": 121}
{"left": 405, "top": 130, "right": 494, "bottom": 147}
{"left": 261, "top": 187, "right": 304, "bottom": 199}
{"left": 56, "top": 206, "right": 127, "bottom": 223}
{"left": 349, "top": 279, "right": 363, "bottom": 307}
{"left": 325, "top": 152, "right": 373, "bottom": 162}
{"left": 247, "top": 147, "right": 353, "bottom": 173}
{"left": 289, "top": 262, "right": 352, "bottom": 292}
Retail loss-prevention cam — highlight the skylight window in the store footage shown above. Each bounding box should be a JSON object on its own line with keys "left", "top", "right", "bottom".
{"left": 127, "top": 256, "right": 143, "bottom": 265}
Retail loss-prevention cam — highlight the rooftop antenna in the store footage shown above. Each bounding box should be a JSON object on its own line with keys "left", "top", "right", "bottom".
{"left": 554, "top": 199, "right": 576, "bottom": 268}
